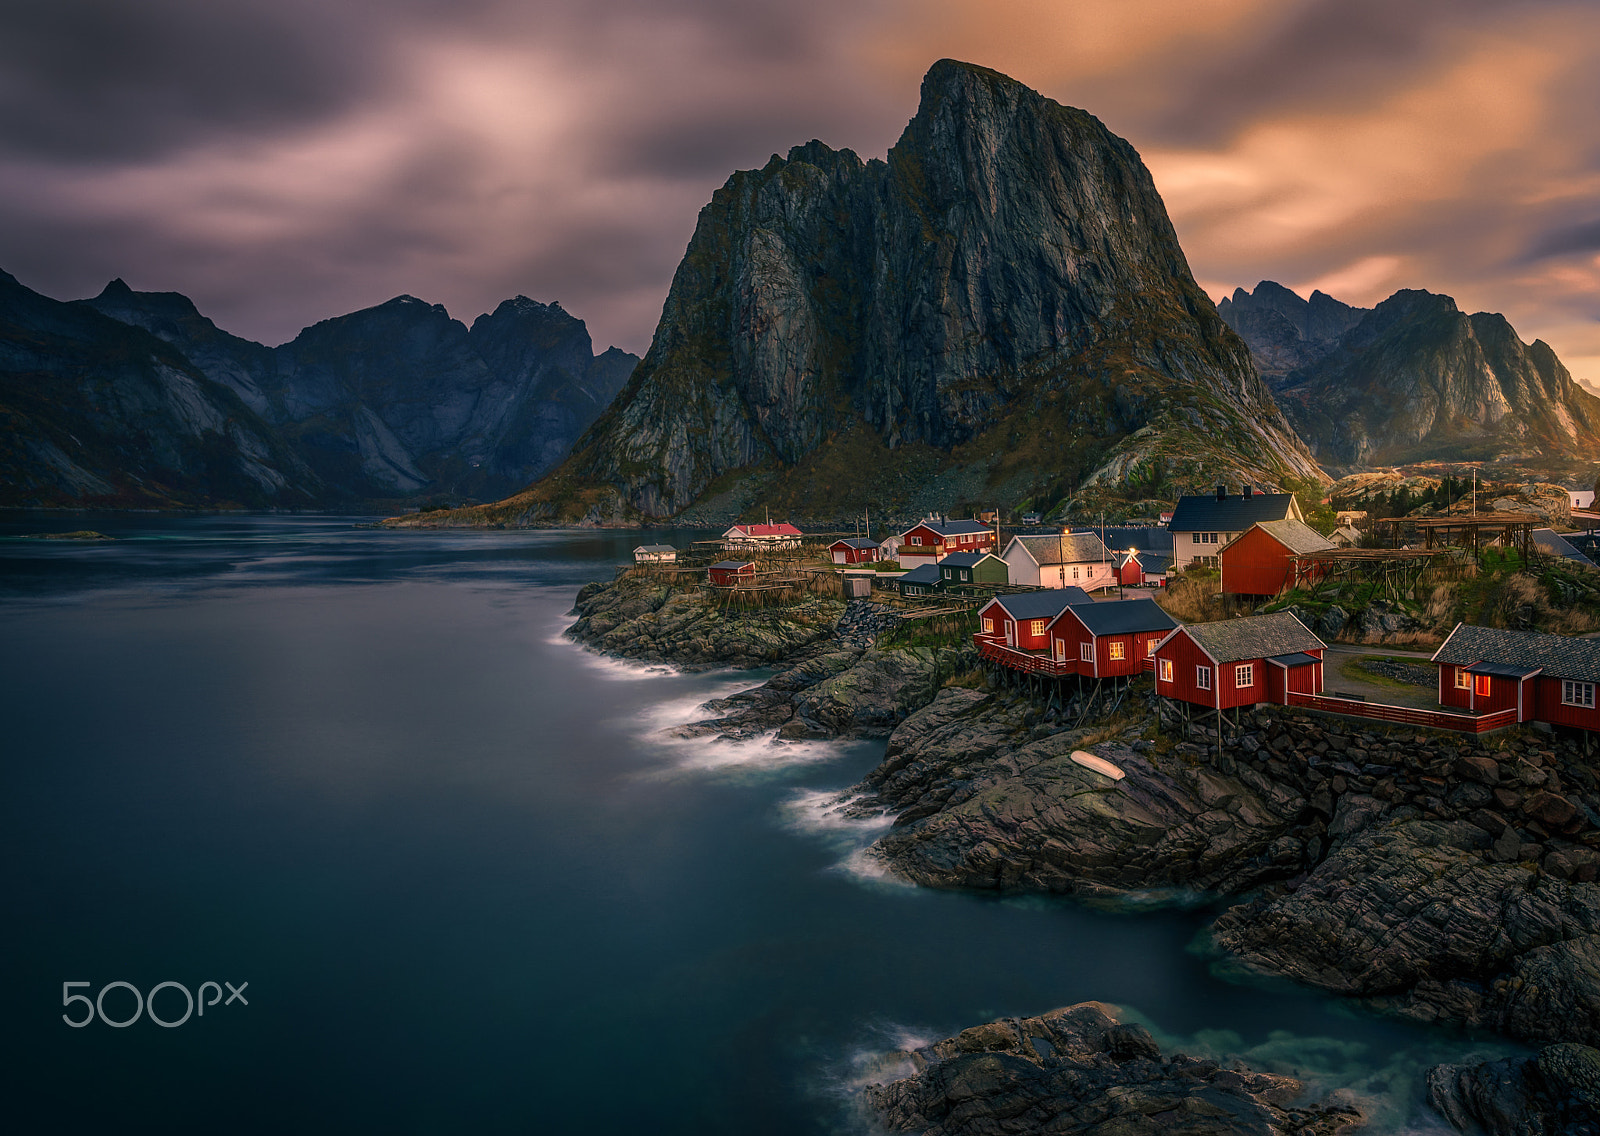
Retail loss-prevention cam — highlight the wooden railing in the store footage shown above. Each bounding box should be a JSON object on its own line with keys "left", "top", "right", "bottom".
{"left": 975, "top": 635, "right": 1073, "bottom": 677}
{"left": 1285, "top": 691, "right": 1519, "bottom": 733}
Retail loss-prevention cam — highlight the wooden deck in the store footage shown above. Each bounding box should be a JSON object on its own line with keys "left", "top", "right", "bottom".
{"left": 1285, "top": 691, "right": 1518, "bottom": 733}
{"left": 975, "top": 634, "right": 1156, "bottom": 678}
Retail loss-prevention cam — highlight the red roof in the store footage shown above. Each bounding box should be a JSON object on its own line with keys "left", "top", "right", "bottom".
{"left": 728, "top": 523, "right": 802, "bottom": 537}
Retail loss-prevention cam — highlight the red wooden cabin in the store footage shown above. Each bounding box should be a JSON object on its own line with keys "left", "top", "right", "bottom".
{"left": 707, "top": 560, "right": 756, "bottom": 587}
{"left": 829, "top": 538, "right": 880, "bottom": 565}
{"left": 1219, "top": 519, "right": 1334, "bottom": 597}
{"left": 1113, "top": 552, "right": 1144, "bottom": 588}
{"left": 1047, "top": 598, "right": 1177, "bottom": 677}
{"left": 976, "top": 588, "right": 1092, "bottom": 652}
{"left": 1432, "top": 624, "right": 1600, "bottom": 731}
{"left": 1154, "top": 611, "right": 1326, "bottom": 710}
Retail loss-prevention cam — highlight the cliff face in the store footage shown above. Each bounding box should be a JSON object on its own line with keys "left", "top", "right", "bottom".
{"left": 82, "top": 282, "right": 637, "bottom": 501}
{"left": 518, "top": 59, "right": 1322, "bottom": 523}
{"left": 0, "top": 271, "right": 319, "bottom": 508}
{"left": 1262, "top": 288, "right": 1600, "bottom": 468}
{"left": 1217, "top": 281, "right": 1367, "bottom": 380}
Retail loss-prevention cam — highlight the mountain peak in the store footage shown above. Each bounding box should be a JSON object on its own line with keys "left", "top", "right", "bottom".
{"left": 97, "top": 278, "right": 134, "bottom": 298}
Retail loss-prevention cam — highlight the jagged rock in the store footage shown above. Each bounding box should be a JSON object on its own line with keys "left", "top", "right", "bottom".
{"left": 865, "top": 1002, "right": 1362, "bottom": 1136}
{"left": 1427, "top": 1043, "right": 1600, "bottom": 1134}
{"left": 507, "top": 59, "right": 1322, "bottom": 523}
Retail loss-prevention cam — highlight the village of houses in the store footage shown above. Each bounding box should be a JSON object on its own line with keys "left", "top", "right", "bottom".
{"left": 632, "top": 484, "right": 1600, "bottom": 749}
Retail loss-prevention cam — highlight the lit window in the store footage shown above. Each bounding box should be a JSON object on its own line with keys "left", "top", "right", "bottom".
{"left": 981, "top": 618, "right": 993, "bottom": 634}
{"left": 1564, "top": 681, "right": 1596, "bottom": 709}
{"left": 1197, "top": 666, "right": 1212, "bottom": 690}
{"left": 1109, "top": 641, "right": 1126, "bottom": 661}
{"left": 1080, "top": 642, "right": 1093, "bottom": 661}
{"left": 1145, "top": 639, "right": 1156, "bottom": 656}
{"left": 1031, "top": 619, "right": 1047, "bottom": 636}
{"left": 1235, "top": 664, "right": 1254, "bottom": 687}
{"left": 1454, "top": 669, "right": 1470, "bottom": 690}
{"left": 1158, "top": 658, "right": 1174, "bottom": 682}
{"left": 1475, "top": 674, "right": 1491, "bottom": 698}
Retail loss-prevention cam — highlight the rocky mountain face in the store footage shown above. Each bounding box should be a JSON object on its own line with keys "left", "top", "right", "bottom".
{"left": 82, "top": 281, "right": 637, "bottom": 502}
{"left": 1217, "top": 280, "right": 1367, "bottom": 380}
{"left": 499, "top": 59, "right": 1322, "bottom": 525}
{"left": 0, "top": 270, "right": 319, "bottom": 508}
{"left": 1223, "top": 283, "right": 1600, "bottom": 470}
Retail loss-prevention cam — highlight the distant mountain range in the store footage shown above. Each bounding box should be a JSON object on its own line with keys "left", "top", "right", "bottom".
{"left": 450, "top": 59, "right": 1323, "bottom": 527}
{"left": 0, "top": 271, "right": 636, "bottom": 508}
{"left": 1220, "top": 282, "right": 1600, "bottom": 470}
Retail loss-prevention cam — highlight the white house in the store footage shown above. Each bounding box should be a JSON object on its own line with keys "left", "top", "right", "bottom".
{"left": 1167, "top": 486, "right": 1302, "bottom": 569}
{"left": 1002, "top": 531, "right": 1114, "bottom": 589}
{"left": 633, "top": 544, "right": 677, "bottom": 563}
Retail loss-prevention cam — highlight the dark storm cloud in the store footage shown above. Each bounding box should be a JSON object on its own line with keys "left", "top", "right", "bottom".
{"left": 1, "top": 0, "right": 1597, "bottom": 389}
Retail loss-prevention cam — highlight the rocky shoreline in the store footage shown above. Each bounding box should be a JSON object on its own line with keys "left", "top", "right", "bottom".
{"left": 568, "top": 573, "right": 1600, "bottom": 1133}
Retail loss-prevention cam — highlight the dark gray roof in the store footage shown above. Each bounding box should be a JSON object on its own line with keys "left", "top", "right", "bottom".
{"left": 912, "top": 519, "right": 992, "bottom": 537}
{"left": 709, "top": 560, "right": 754, "bottom": 570}
{"left": 1267, "top": 652, "right": 1320, "bottom": 668}
{"left": 1008, "top": 532, "right": 1110, "bottom": 565}
{"left": 1433, "top": 624, "right": 1600, "bottom": 683}
{"left": 899, "top": 564, "right": 941, "bottom": 584}
{"left": 1533, "top": 528, "right": 1598, "bottom": 569}
{"left": 1134, "top": 553, "right": 1172, "bottom": 576}
{"left": 831, "top": 537, "right": 879, "bottom": 549}
{"left": 635, "top": 544, "right": 676, "bottom": 553}
{"left": 941, "top": 551, "right": 1001, "bottom": 568}
{"left": 1062, "top": 598, "right": 1178, "bottom": 636}
{"left": 987, "top": 588, "right": 1093, "bottom": 620}
{"left": 1466, "top": 661, "right": 1542, "bottom": 679}
{"left": 1181, "top": 611, "right": 1325, "bottom": 663}
{"left": 1100, "top": 525, "right": 1174, "bottom": 554}
{"left": 1168, "top": 493, "right": 1297, "bottom": 532}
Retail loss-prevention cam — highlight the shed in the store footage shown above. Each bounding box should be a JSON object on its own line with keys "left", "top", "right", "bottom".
{"left": 976, "top": 588, "right": 1093, "bottom": 652}
{"left": 1113, "top": 551, "right": 1144, "bottom": 587}
{"left": 1432, "top": 623, "right": 1600, "bottom": 732}
{"left": 1048, "top": 598, "right": 1178, "bottom": 676}
{"left": 1220, "top": 519, "right": 1335, "bottom": 596}
{"left": 829, "top": 537, "right": 880, "bottom": 565}
{"left": 707, "top": 560, "right": 756, "bottom": 587}
{"left": 633, "top": 544, "right": 677, "bottom": 563}
{"left": 1154, "top": 611, "right": 1325, "bottom": 710}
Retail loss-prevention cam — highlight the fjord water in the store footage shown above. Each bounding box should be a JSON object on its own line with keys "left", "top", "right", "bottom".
{"left": 1, "top": 516, "right": 1498, "bottom": 1133}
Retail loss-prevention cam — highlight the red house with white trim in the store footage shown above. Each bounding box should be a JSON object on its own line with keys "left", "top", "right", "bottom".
{"left": 898, "top": 519, "right": 996, "bottom": 567}
{"left": 1431, "top": 623, "right": 1600, "bottom": 732}
{"left": 1219, "top": 519, "right": 1334, "bottom": 597}
{"left": 1047, "top": 598, "right": 1177, "bottom": 677}
{"left": 1153, "top": 611, "right": 1326, "bottom": 710}
{"left": 1113, "top": 552, "right": 1145, "bottom": 588}
{"left": 976, "top": 588, "right": 1092, "bottom": 651}
{"left": 828, "top": 538, "right": 880, "bottom": 565}
{"left": 707, "top": 560, "right": 756, "bottom": 587}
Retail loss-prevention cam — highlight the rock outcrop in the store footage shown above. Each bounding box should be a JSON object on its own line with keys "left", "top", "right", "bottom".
{"left": 1427, "top": 1043, "right": 1600, "bottom": 1135}
{"left": 488, "top": 59, "right": 1322, "bottom": 526}
{"left": 866, "top": 1002, "right": 1362, "bottom": 1135}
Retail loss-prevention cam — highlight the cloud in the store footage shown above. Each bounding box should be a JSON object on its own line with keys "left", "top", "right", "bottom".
{"left": 0, "top": 0, "right": 1597, "bottom": 397}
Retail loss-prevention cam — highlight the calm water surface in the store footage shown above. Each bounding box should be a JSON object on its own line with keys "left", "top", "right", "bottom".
{"left": 0, "top": 514, "right": 1508, "bottom": 1133}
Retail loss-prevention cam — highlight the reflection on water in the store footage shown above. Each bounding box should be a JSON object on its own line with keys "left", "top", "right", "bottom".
{"left": 0, "top": 512, "right": 1512, "bottom": 1134}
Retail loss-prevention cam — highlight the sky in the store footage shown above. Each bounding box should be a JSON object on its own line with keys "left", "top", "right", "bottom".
{"left": 2, "top": 0, "right": 1599, "bottom": 394}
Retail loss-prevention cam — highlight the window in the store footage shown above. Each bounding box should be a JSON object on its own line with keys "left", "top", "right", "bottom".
{"left": 1145, "top": 639, "right": 1157, "bottom": 657}
{"left": 960, "top": 570, "right": 969, "bottom": 581}
{"left": 1196, "top": 666, "right": 1212, "bottom": 690}
{"left": 1080, "top": 643, "right": 1093, "bottom": 661}
{"left": 1158, "top": 658, "right": 1174, "bottom": 682}
{"left": 981, "top": 618, "right": 993, "bottom": 634}
{"left": 1055, "top": 639, "right": 1066, "bottom": 661}
{"left": 910, "top": 534, "right": 922, "bottom": 545}
{"left": 1475, "top": 674, "right": 1491, "bottom": 698}
{"left": 1030, "top": 619, "right": 1046, "bottom": 637}
{"left": 1072, "top": 566, "right": 1080, "bottom": 579}
{"left": 1235, "top": 664, "right": 1254, "bottom": 687}
{"left": 1454, "top": 669, "right": 1470, "bottom": 690}
{"left": 1564, "top": 681, "right": 1597, "bottom": 709}
{"left": 1109, "top": 641, "right": 1126, "bottom": 661}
